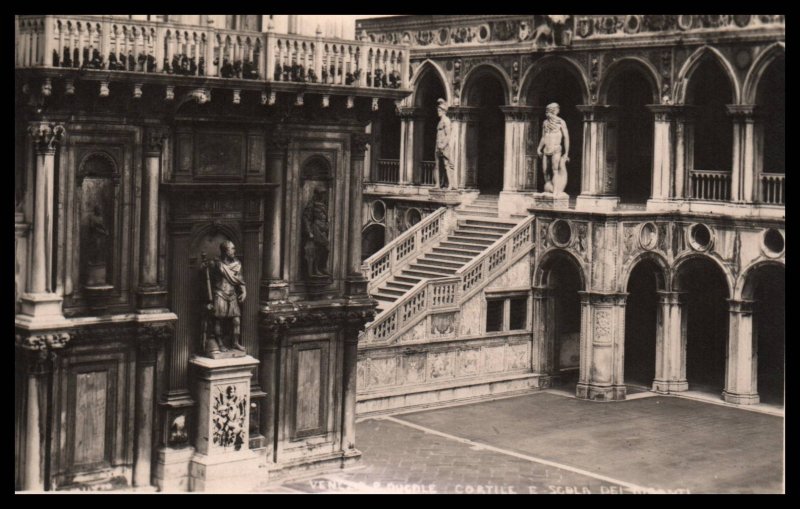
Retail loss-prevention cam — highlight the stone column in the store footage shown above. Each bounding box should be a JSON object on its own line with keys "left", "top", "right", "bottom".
{"left": 397, "top": 107, "right": 421, "bottom": 185}
{"left": 645, "top": 105, "right": 697, "bottom": 208}
{"left": 575, "top": 106, "right": 620, "bottom": 211}
{"left": 341, "top": 320, "right": 362, "bottom": 455}
{"left": 448, "top": 107, "right": 480, "bottom": 190}
{"left": 726, "top": 105, "right": 760, "bottom": 203}
{"left": 575, "top": 292, "right": 627, "bottom": 401}
{"left": 261, "top": 134, "right": 290, "bottom": 302}
{"left": 166, "top": 220, "right": 194, "bottom": 398}
{"left": 19, "top": 123, "right": 65, "bottom": 322}
{"left": 138, "top": 127, "right": 169, "bottom": 311}
{"left": 652, "top": 291, "right": 688, "bottom": 393}
{"left": 723, "top": 299, "right": 759, "bottom": 404}
{"left": 348, "top": 134, "right": 370, "bottom": 295}
{"left": 499, "top": 106, "right": 536, "bottom": 215}
{"left": 531, "top": 287, "right": 554, "bottom": 379}
{"left": 133, "top": 335, "right": 159, "bottom": 487}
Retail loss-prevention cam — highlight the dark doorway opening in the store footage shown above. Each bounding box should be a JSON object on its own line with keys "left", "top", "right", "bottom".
{"left": 687, "top": 57, "right": 734, "bottom": 174}
{"left": 752, "top": 265, "right": 785, "bottom": 405}
{"left": 361, "top": 224, "right": 386, "bottom": 261}
{"left": 414, "top": 69, "right": 447, "bottom": 185}
{"left": 549, "top": 256, "right": 582, "bottom": 388}
{"left": 624, "top": 260, "right": 660, "bottom": 388}
{"left": 466, "top": 72, "right": 506, "bottom": 193}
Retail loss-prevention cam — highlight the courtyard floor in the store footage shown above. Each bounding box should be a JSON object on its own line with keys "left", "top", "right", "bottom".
{"left": 256, "top": 390, "right": 784, "bottom": 494}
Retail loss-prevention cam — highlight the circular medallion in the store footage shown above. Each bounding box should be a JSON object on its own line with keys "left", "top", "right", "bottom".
{"left": 624, "top": 15, "right": 641, "bottom": 34}
{"left": 437, "top": 28, "right": 449, "bottom": 45}
{"left": 638, "top": 222, "right": 658, "bottom": 250}
{"left": 762, "top": 228, "right": 785, "bottom": 258}
{"left": 551, "top": 220, "right": 573, "bottom": 247}
{"left": 688, "top": 223, "right": 713, "bottom": 251}
{"left": 478, "top": 24, "right": 491, "bottom": 42}
{"left": 370, "top": 200, "right": 386, "bottom": 223}
{"left": 405, "top": 208, "right": 422, "bottom": 228}
{"left": 734, "top": 15, "right": 752, "bottom": 27}
{"left": 678, "top": 15, "right": 694, "bottom": 30}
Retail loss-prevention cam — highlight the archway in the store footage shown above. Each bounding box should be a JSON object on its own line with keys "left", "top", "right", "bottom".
{"left": 623, "top": 259, "right": 661, "bottom": 389}
{"left": 464, "top": 69, "right": 506, "bottom": 193}
{"left": 686, "top": 55, "right": 734, "bottom": 199}
{"left": 604, "top": 65, "right": 656, "bottom": 204}
{"left": 414, "top": 67, "right": 448, "bottom": 185}
{"left": 755, "top": 55, "right": 785, "bottom": 203}
{"left": 744, "top": 264, "right": 785, "bottom": 405}
{"left": 374, "top": 99, "right": 401, "bottom": 183}
{"left": 525, "top": 63, "right": 584, "bottom": 197}
{"left": 541, "top": 253, "right": 584, "bottom": 388}
{"left": 677, "top": 257, "right": 730, "bottom": 396}
{"left": 361, "top": 224, "right": 386, "bottom": 261}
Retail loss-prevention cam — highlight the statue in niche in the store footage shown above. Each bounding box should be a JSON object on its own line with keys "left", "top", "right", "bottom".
{"left": 537, "top": 102, "right": 570, "bottom": 197}
{"left": 85, "top": 204, "right": 111, "bottom": 286}
{"left": 434, "top": 98, "right": 456, "bottom": 190}
{"left": 200, "top": 241, "right": 247, "bottom": 357}
{"left": 303, "top": 188, "right": 331, "bottom": 278}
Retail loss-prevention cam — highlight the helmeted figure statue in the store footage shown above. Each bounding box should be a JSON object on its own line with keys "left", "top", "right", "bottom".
{"left": 537, "top": 102, "right": 570, "bottom": 197}
{"left": 201, "top": 240, "right": 247, "bottom": 356}
{"left": 434, "top": 98, "right": 456, "bottom": 190}
{"left": 303, "top": 188, "right": 331, "bottom": 278}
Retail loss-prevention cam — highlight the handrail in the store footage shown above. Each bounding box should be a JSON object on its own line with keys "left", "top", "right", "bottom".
{"left": 363, "top": 215, "right": 535, "bottom": 346}
{"left": 362, "top": 207, "right": 452, "bottom": 292}
{"left": 16, "top": 15, "right": 411, "bottom": 89}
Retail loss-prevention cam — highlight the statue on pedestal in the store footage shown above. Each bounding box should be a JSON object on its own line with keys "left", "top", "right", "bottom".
{"left": 201, "top": 241, "right": 247, "bottom": 357}
{"left": 537, "top": 102, "right": 570, "bottom": 197}
{"left": 434, "top": 98, "right": 456, "bottom": 190}
{"left": 303, "top": 188, "right": 331, "bottom": 278}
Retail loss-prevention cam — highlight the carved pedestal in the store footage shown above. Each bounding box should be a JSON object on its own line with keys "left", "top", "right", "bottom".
{"left": 531, "top": 192, "right": 570, "bottom": 210}
{"left": 189, "top": 355, "right": 261, "bottom": 492}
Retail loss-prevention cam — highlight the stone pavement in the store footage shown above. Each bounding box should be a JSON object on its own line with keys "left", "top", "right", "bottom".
{"left": 255, "top": 391, "right": 784, "bottom": 494}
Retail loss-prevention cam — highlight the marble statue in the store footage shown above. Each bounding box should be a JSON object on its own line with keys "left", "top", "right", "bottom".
{"left": 88, "top": 205, "right": 110, "bottom": 265}
{"left": 201, "top": 240, "right": 247, "bottom": 356}
{"left": 303, "top": 188, "right": 331, "bottom": 278}
{"left": 434, "top": 98, "right": 456, "bottom": 190}
{"left": 537, "top": 102, "right": 570, "bottom": 197}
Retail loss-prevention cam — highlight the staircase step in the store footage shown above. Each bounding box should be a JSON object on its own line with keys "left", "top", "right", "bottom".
{"left": 453, "top": 230, "right": 504, "bottom": 240}
{"left": 373, "top": 293, "right": 398, "bottom": 303}
{"left": 426, "top": 252, "right": 474, "bottom": 263}
{"left": 448, "top": 235, "right": 495, "bottom": 246}
{"left": 402, "top": 269, "right": 451, "bottom": 279}
{"left": 462, "top": 219, "right": 518, "bottom": 228}
{"left": 386, "top": 281, "right": 416, "bottom": 290}
{"left": 438, "top": 241, "right": 485, "bottom": 252}
{"left": 456, "top": 223, "right": 512, "bottom": 235}
{"left": 409, "top": 263, "right": 456, "bottom": 275}
{"left": 395, "top": 275, "right": 422, "bottom": 284}
{"left": 416, "top": 257, "right": 463, "bottom": 269}
{"left": 377, "top": 287, "right": 406, "bottom": 297}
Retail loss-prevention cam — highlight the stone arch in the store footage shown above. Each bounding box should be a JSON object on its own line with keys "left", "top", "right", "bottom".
{"left": 674, "top": 46, "right": 741, "bottom": 105}
{"left": 461, "top": 63, "right": 512, "bottom": 107}
{"left": 619, "top": 251, "right": 670, "bottom": 293}
{"left": 518, "top": 55, "right": 591, "bottom": 106}
{"left": 736, "top": 258, "right": 786, "bottom": 300}
{"left": 190, "top": 222, "right": 242, "bottom": 255}
{"left": 411, "top": 59, "right": 452, "bottom": 107}
{"left": 671, "top": 251, "right": 734, "bottom": 298}
{"left": 77, "top": 151, "right": 119, "bottom": 182}
{"left": 534, "top": 248, "right": 588, "bottom": 291}
{"left": 743, "top": 42, "right": 785, "bottom": 105}
{"left": 597, "top": 57, "right": 661, "bottom": 105}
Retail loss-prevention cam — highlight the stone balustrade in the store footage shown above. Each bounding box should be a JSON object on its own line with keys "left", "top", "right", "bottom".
{"left": 760, "top": 173, "right": 785, "bottom": 205}
{"left": 362, "top": 215, "right": 535, "bottom": 346}
{"left": 690, "top": 170, "right": 731, "bottom": 202}
{"left": 374, "top": 159, "right": 400, "bottom": 183}
{"left": 362, "top": 207, "right": 452, "bottom": 291}
{"left": 418, "top": 160, "right": 435, "bottom": 186}
{"left": 16, "top": 15, "right": 410, "bottom": 89}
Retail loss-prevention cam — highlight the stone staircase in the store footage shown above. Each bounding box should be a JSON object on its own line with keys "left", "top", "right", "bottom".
{"left": 459, "top": 194, "right": 500, "bottom": 217}
{"left": 370, "top": 212, "right": 518, "bottom": 312}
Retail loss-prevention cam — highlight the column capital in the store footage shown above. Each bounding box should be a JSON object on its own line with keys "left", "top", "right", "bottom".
{"left": 727, "top": 298, "right": 755, "bottom": 314}
{"left": 531, "top": 286, "right": 552, "bottom": 299}
{"left": 576, "top": 104, "right": 621, "bottom": 122}
{"left": 499, "top": 105, "right": 537, "bottom": 122}
{"left": 144, "top": 127, "right": 169, "bottom": 157}
{"left": 397, "top": 106, "right": 425, "bottom": 119}
{"left": 447, "top": 106, "right": 480, "bottom": 122}
{"left": 725, "top": 104, "right": 761, "bottom": 122}
{"left": 646, "top": 104, "right": 697, "bottom": 122}
{"left": 578, "top": 291, "right": 628, "bottom": 305}
{"left": 28, "top": 122, "right": 65, "bottom": 154}
{"left": 656, "top": 290, "right": 686, "bottom": 305}
{"left": 266, "top": 133, "right": 291, "bottom": 154}
{"left": 351, "top": 133, "right": 371, "bottom": 158}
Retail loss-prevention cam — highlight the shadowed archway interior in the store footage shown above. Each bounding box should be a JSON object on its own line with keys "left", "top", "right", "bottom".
{"left": 624, "top": 260, "right": 660, "bottom": 387}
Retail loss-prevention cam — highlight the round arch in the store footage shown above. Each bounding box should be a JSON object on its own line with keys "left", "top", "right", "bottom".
{"left": 675, "top": 46, "right": 741, "bottom": 105}
{"left": 534, "top": 248, "right": 588, "bottom": 291}
{"left": 743, "top": 42, "right": 785, "bottom": 105}
{"left": 411, "top": 59, "right": 452, "bottom": 107}
{"left": 736, "top": 259, "right": 786, "bottom": 300}
{"left": 671, "top": 251, "right": 734, "bottom": 298}
{"left": 597, "top": 57, "right": 661, "bottom": 105}
{"left": 619, "top": 251, "right": 670, "bottom": 293}
{"left": 190, "top": 222, "right": 242, "bottom": 254}
{"left": 461, "top": 63, "right": 512, "bottom": 107}
{"left": 519, "top": 55, "right": 591, "bottom": 106}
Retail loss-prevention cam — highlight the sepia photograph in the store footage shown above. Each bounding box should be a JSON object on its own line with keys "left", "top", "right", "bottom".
{"left": 13, "top": 13, "right": 785, "bottom": 494}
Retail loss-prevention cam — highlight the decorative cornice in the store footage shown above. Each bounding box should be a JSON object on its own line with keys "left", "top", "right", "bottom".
{"left": 28, "top": 122, "right": 65, "bottom": 154}
{"left": 15, "top": 330, "right": 71, "bottom": 351}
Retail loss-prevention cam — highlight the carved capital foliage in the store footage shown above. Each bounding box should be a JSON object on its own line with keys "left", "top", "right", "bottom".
{"left": 145, "top": 127, "right": 169, "bottom": 155}
{"left": 15, "top": 330, "right": 71, "bottom": 351}
{"left": 351, "top": 133, "right": 371, "bottom": 156}
{"left": 728, "top": 299, "right": 755, "bottom": 315}
{"left": 28, "top": 122, "right": 65, "bottom": 153}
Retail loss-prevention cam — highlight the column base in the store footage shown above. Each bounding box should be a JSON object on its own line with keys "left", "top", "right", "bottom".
{"left": 260, "top": 280, "right": 289, "bottom": 302}
{"left": 530, "top": 192, "right": 570, "bottom": 210}
{"left": 346, "top": 275, "right": 369, "bottom": 296}
{"left": 574, "top": 195, "right": 620, "bottom": 211}
{"left": 722, "top": 390, "right": 760, "bottom": 405}
{"left": 153, "top": 446, "right": 195, "bottom": 492}
{"left": 575, "top": 383, "right": 627, "bottom": 401}
{"left": 498, "top": 191, "right": 536, "bottom": 217}
{"left": 136, "top": 287, "right": 169, "bottom": 312}
{"left": 16, "top": 293, "right": 67, "bottom": 327}
{"left": 189, "top": 449, "right": 262, "bottom": 493}
{"left": 652, "top": 379, "right": 689, "bottom": 394}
